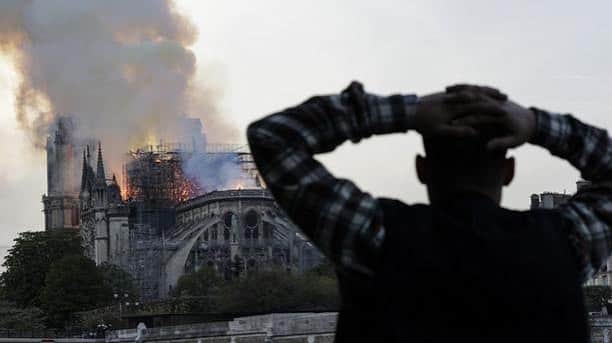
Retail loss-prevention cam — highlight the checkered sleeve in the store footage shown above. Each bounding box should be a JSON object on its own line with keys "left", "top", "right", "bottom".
{"left": 246, "top": 82, "right": 418, "bottom": 276}
{"left": 531, "top": 108, "right": 612, "bottom": 281}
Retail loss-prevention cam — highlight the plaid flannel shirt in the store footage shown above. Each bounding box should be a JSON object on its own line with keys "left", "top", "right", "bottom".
{"left": 247, "top": 82, "right": 612, "bottom": 281}
{"left": 531, "top": 108, "right": 612, "bottom": 281}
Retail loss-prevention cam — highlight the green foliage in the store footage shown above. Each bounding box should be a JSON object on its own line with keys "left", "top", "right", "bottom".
{"left": 0, "top": 301, "right": 46, "bottom": 331}
{"left": 231, "top": 255, "right": 244, "bottom": 279}
{"left": 39, "top": 254, "right": 111, "bottom": 328}
{"left": 217, "top": 268, "right": 339, "bottom": 314}
{"left": 0, "top": 230, "right": 82, "bottom": 308}
{"left": 170, "top": 266, "right": 339, "bottom": 314}
{"left": 584, "top": 285, "right": 612, "bottom": 312}
{"left": 171, "top": 266, "right": 222, "bottom": 298}
{"left": 296, "top": 272, "right": 339, "bottom": 311}
{"left": 97, "top": 263, "right": 138, "bottom": 302}
{"left": 75, "top": 305, "right": 121, "bottom": 330}
{"left": 218, "top": 268, "right": 301, "bottom": 313}
{"left": 306, "top": 260, "right": 336, "bottom": 278}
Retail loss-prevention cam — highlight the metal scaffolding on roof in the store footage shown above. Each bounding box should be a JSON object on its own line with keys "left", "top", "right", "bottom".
{"left": 123, "top": 144, "right": 203, "bottom": 205}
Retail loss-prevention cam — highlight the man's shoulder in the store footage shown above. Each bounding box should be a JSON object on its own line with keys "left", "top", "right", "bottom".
{"left": 377, "top": 197, "right": 429, "bottom": 212}
{"left": 499, "top": 206, "right": 566, "bottom": 223}
{"left": 376, "top": 197, "right": 430, "bottom": 225}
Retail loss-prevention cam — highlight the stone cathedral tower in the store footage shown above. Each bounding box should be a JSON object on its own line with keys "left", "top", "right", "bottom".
{"left": 42, "top": 117, "right": 81, "bottom": 231}
{"left": 79, "top": 142, "right": 129, "bottom": 266}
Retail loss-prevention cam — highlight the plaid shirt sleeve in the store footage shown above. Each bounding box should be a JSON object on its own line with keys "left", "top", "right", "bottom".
{"left": 530, "top": 108, "right": 612, "bottom": 282}
{"left": 246, "top": 81, "right": 418, "bottom": 276}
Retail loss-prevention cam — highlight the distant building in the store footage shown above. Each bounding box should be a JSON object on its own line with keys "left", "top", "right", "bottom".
{"left": 530, "top": 192, "right": 571, "bottom": 209}
{"left": 530, "top": 181, "right": 612, "bottom": 287}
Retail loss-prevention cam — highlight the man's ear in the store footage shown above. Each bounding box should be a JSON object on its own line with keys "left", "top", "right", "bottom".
{"left": 503, "top": 157, "right": 515, "bottom": 186}
{"left": 416, "top": 155, "right": 428, "bottom": 185}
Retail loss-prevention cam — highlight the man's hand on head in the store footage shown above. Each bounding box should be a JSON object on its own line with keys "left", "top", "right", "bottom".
{"left": 446, "top": 84, "right": 537, "bottom": 151}
{"left": 412, "top": 90, "right": 507, "bottom": 138}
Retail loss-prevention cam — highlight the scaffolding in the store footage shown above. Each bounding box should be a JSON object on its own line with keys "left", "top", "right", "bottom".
{"left": 123, "top": 145, "right": 203, "bottom": 206}
{"left": 123, "top": 142, "right": 263, "bottom": 207}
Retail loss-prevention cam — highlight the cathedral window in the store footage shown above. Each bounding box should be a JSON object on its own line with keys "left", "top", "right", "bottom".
{"left": 224, "top": 228, "right": 230, "bottom": 241}
{"left": 263, "top": 223, "right": 273, "bottom": 239}
{"left": 245, "top": 210, "right": 259, "bottom": 229}
{"left": 223, "top": 212, "right": 236, "bottom": 228}
{"left": 245, "top": 210, "right": 260, "bottom": 240}
{"left": 203, "top": 230, "right": 209, "bottom": 241}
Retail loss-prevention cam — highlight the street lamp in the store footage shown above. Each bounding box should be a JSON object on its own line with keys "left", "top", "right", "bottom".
{"left": 113, "top": 292, "right": 130, "bottom": 320}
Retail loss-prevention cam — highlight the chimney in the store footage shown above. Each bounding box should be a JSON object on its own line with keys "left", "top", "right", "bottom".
{"left": 530, "top": 194, "right": 540, "bottom": 209}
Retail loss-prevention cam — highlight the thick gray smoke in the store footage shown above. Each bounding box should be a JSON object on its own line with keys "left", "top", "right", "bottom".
{"left": 0, "top": 0, "right": 236, "bottom": 175}
{"left": 182, "top": 152, "right": 256, "bottom": 192}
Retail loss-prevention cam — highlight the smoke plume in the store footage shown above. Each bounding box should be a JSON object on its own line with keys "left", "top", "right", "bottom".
{"left": 182, "top": 153, "right": 256, "bottom": 192}
{"left": 0, "top": 0, "right": 235, "bottom": 175}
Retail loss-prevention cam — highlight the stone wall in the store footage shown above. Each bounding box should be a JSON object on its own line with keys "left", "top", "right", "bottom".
{"left": 591, "top": 316, "right": 612, "bottom": 343}
{"left": 106, "top": 312, "right": 612, "bottom": 342}
{"left": 105, "top": 312, "right": 337, "bottom": 343}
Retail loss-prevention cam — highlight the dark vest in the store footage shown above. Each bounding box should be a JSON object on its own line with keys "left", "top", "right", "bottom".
{"left": 335, "top": 193, "right": 588, "bottom": 343}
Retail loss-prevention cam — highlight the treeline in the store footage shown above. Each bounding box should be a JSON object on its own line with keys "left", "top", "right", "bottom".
{"left": 170, "top": 262, "right": 339, "bottom": 314}
{"left": 0, "top": 230, "right": 339, "bottom": 331}
{"left": 0, "top": 231, "right": 136, "bottom": 330}
{"left": 79, "top": 264, "right": 340, "bottom": 329}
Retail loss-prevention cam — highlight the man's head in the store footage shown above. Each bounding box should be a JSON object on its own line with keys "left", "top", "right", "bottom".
{"left": 416, "top": 124, "right": 515, "bottom": 204}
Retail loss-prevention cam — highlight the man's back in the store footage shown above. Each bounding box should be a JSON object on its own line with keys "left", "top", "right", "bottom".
{"left": 358, "top": 195, "right": 587, "bottom": 341}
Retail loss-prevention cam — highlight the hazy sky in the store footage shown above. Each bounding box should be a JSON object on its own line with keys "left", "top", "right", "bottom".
{"left": 1, "top": 0, "right": 611, "bottom": 251}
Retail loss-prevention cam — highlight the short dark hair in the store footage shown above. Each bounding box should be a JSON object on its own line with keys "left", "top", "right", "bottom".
{"left": 422, "top": 125, "right": 508, "bottom": 188}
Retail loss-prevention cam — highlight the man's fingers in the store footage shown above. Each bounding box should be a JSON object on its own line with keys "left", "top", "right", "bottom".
{"left": 452, "top": 114, "right": 503, "bottom": 127}
{"left": 480, "top": 86, "right": 507, "bottom": 101}
{"left": 444, "top": 92, "right": 480, "bottom": 104}
{"left": 446, "top": 84, "right": 507, "bottom": 101}
{"left": 446, "top": 84, "right": 473, "bottom": 93}
{"left": 437, "top": 125, "right": 478, "bottom": 138}
{"left": 486, "top": 135, "right": 518, "bottom": 151}
{"left": 453, "top": 103, "right": 507, "bottom": 118}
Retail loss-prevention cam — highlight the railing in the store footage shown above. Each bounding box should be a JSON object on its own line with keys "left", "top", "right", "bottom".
{"left": 0, "top": 328, "right": 98, "bottom": 339}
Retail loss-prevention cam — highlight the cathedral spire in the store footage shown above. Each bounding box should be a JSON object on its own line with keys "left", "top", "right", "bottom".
{"left": 80, "top": 149, "right": 88, "bottom": 192}
{"left": 95, "top": 141, "right": 106, "bottom": 187}
{"left": 87, "top": 144, "right": 91, "bottom": 165}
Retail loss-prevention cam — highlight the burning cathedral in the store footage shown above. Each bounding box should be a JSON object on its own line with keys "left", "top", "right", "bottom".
{"left": 42, "top": 116, "right": 323, "bottom": 299}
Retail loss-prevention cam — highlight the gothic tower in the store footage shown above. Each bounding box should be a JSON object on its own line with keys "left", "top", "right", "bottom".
{"left": 42, "top": 117, "right": 81, "bottom": 231}
{"left": 94, "top": 142, "right": 110, "bottom": 265}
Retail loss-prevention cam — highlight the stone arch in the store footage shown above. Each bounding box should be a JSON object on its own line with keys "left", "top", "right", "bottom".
{"left": 244, "top": 208, "right": 259, "bottom": 228}
{"left": 244, "top": 208, "right": 260, "bottom": 240}
{"left": 162, "top": 217, "right": 221, "bottom": 296}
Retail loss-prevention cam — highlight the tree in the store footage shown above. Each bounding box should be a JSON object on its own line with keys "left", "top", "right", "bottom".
{"left": 306, "top": 260, "right": 336, "bottom": 278}
{"left": 584, "top": 285, "right": 612, "bottom": 312}
{"left": 97, "top": 263, "right": 138, "bottom": 302}
{"left": 39, "top": 254, "right": 111, "bottom": 328}
{"left": 0, "top": 230, "right": 82, "bottom": 307}
{"left": 217, "top": 268, "right": 299, "bottom": 313}
{"left": 0, "top": 301, "right": 46, "bottom": 331}
{"left": 296, "top": 272, "right": 339, "bottom": 311}
{"left": 172, "top": 266, "right": 222, "bottom": 298}
{"left": 216, "top": 268, "right": 339, "bottom": 314}
{"left": 231, "top": 255, "right": 244, "bottom": 279}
